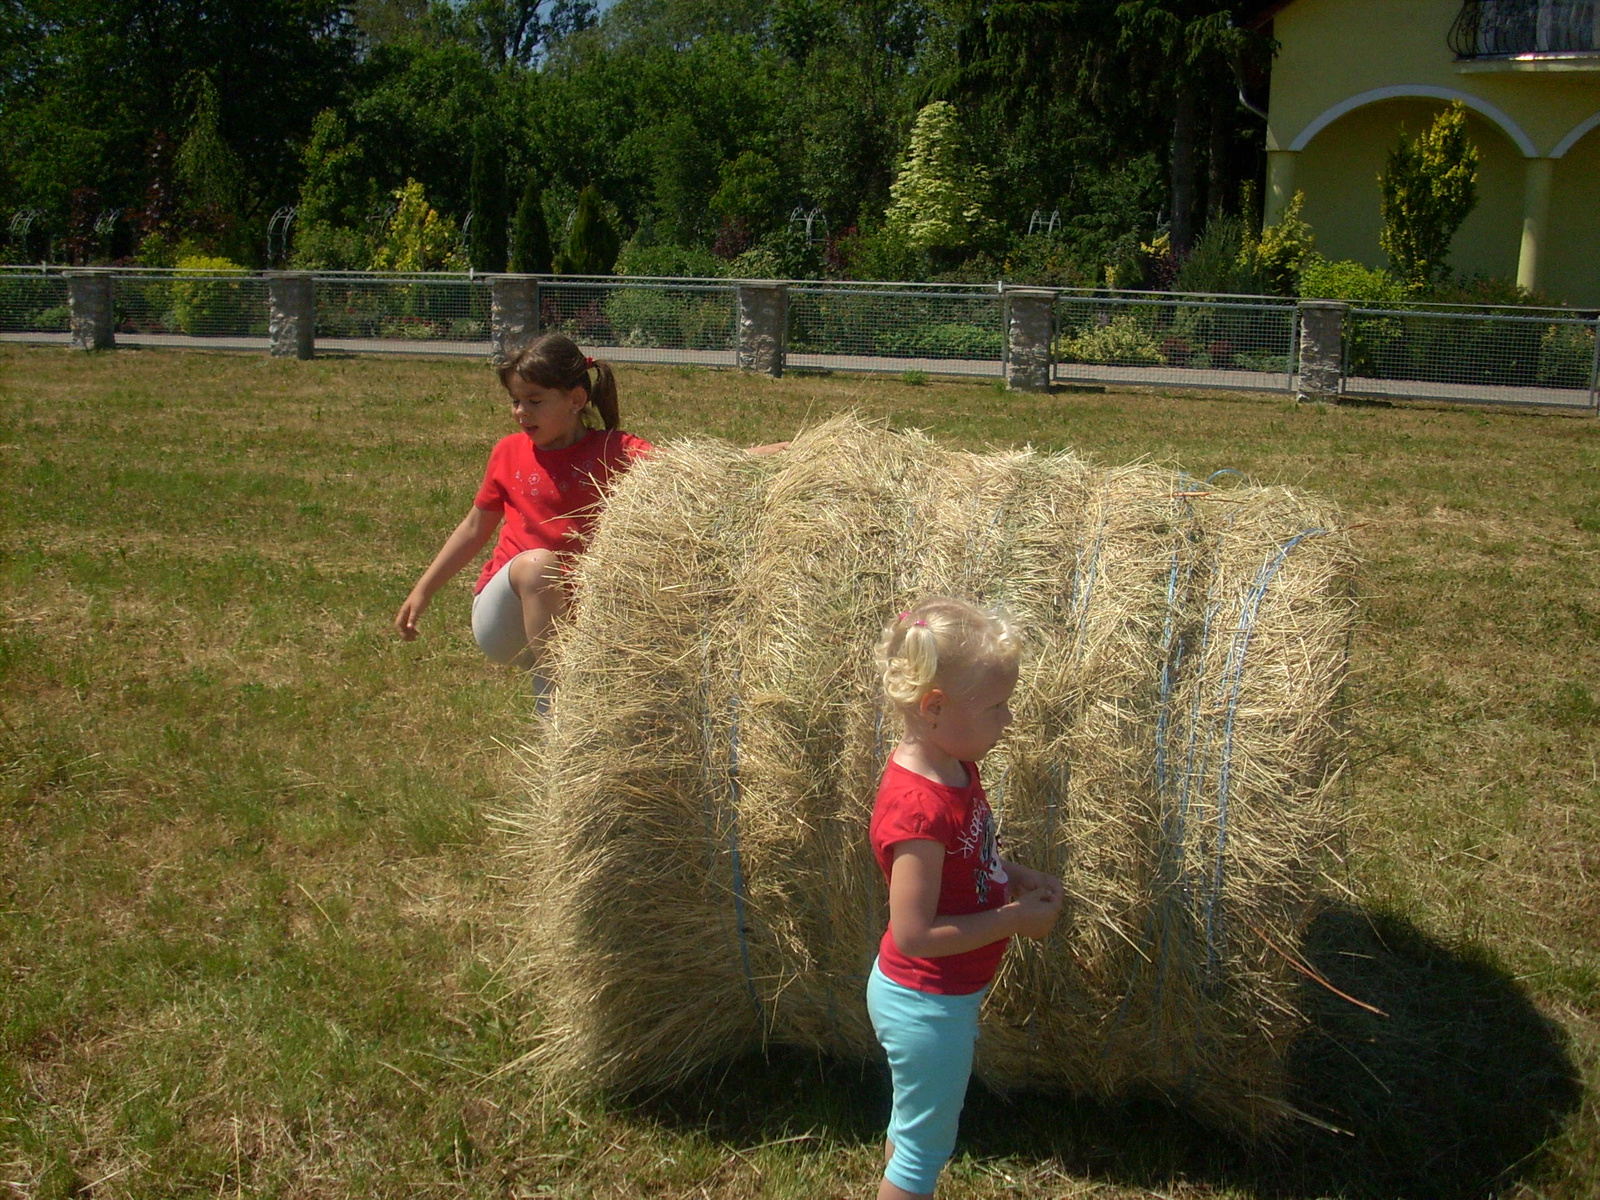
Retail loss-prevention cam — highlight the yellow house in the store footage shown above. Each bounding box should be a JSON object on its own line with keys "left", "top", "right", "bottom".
{"left": 1257, "top": 0, "right": 1600, "bottom": 305}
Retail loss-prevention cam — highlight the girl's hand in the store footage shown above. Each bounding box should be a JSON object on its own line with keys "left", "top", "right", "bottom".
{"left": 745, "top": 441, "right": 790, "bottom": 456}
{"left": 395, "top": 590, "right": 429, "bottom": 640}
{"left": 1004, "top": 861, "right": 1062, "bottom": 898}
{"left": 1006, "top": 885, "right": 1063, "bottom": 941}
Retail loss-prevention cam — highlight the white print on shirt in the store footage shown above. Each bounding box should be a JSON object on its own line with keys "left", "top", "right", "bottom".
{"left": 956, "top": 802, "right": 1008, "bottom": 906}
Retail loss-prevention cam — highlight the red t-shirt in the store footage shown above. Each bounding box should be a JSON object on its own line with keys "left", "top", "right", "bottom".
{"left": 870, "top": 757, "right": 1010, "bottom": 995}
{"left": 472, "top": 427, "right": 652, "bottom": 592}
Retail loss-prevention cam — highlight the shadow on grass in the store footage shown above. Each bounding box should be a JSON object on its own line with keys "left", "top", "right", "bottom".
{"left": 634, "top": 906, "right": 1582, "bottom": 1199}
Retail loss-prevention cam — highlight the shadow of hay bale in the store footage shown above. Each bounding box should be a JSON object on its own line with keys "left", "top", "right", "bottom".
{"left": 628, "top": 905, "right": 1580, "bottom": 1200}
{"left": 1274, "top": 905, "right": 1582, "bottom": 1198}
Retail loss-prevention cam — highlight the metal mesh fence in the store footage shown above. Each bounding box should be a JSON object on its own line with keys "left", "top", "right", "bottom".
{"left": 536, "top": 279, "right": 738, "bottom": 364}
{"left": 787, "top": 285, "right": 1004, "bottom": 375}
{"left": 314, "top": 275, "right": 490, "bottom": 348}
{"left": 113, "top": 271, "right": 271, "bottom": 339}
{"left": 0, "top": 272, "right": 70, "bottom": 334}
{"left": 1055, "top": 295, "right": 1298, "bottom": 391}
{"left": 1345, "top": 308, "right": 1600, "bottom": 409}
{"left": 3, "top": 266, "right": 1597, "bottom": 413}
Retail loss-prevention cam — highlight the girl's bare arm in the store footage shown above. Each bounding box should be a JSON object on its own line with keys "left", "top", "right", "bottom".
{"left": 395, "top": 505, "right": 501, "bottom": 640}
{"left": 886, "top": 840, "right": 1061, "bottom": 959}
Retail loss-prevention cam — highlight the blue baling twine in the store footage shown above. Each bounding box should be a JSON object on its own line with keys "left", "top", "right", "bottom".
{"left": 1105, "top": 511, "right": 1192, "bottom": 1051}
{"left": 1205, "top": 468, "right": 1244, "bottom": 486}
{"left": 1150, "top": 548, "right": 1185, "bottom": 805}
{"left": 1072, "top": 493, "right": 1111, "bottom": 651}
{"left": 1202, "top": 527, "right": 1332, "bottom": 979}
{"left": 724, "top": 679, "right": 762, "bottom": 1020}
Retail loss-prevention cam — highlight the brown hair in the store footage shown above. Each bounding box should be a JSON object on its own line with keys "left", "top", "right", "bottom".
{"left": 497, "top": 333, "right": 620, "bottom": 431}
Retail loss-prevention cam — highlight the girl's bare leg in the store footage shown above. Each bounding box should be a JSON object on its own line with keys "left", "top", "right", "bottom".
{"left": 505, "top": 549, "right": 568, "bottom": 668}
{"left": 877, "top": 1141, "right": 932, "bottom": 1200}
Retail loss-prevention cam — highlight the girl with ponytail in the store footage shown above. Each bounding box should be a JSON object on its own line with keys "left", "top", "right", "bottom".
{"left": 395, "top": 332, "right": 649, "bottom": 676}
{"left": 867, "top": 596, "right": 1063, "bottom": 1200}
{"left": 396, "top": 332, "right": 784, "bottom": 680}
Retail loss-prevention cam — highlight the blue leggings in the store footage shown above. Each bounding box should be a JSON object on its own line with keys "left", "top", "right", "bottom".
{"left": 866, "top": 958, "right": 986, "bottom": 1195}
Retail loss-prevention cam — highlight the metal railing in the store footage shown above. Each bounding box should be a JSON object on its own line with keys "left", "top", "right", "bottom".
{"left": 1450, "top": 0, "right": 1600, "bottom": 58}
{"left": 789, "top": 283, "right": 1004, "bottom": 376}
{"left": 3, "top": 265, "right": 1596, "bottom": 412}
{"left": 540, "top": 278, "right": 738, "bottom": 365}
{"left": 1055, "top": 295, "right": 1299, "bottom": 392}
{"left": 1344, "top": 306, "right": 1600, "bottom": 408}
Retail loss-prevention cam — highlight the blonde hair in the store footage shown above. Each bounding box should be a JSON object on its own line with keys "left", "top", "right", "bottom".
{"left": 876, "top": 596, "right": 1021, "bottom": 712}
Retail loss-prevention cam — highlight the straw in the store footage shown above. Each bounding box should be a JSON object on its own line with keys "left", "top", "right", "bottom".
{"left": 502, "top": 415, "right": 1356, "bottom": 1136}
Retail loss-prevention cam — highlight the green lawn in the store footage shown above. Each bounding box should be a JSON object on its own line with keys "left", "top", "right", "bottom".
{"left": 2, "top": 345, "right": 1597, "bottom": 1198}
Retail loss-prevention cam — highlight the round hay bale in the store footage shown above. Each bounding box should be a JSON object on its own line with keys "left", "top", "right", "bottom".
{"left": 507, "top": 415, "right": 1355, "bottom": 1135}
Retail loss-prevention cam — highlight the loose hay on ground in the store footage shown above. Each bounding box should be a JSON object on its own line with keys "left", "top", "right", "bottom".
{"left": 505, "top": 415, "right": 1356, "bottom": 1136}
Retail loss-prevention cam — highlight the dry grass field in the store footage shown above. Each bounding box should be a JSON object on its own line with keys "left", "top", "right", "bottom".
{"left": 1, "top": 344, "right": 1596, "bottom": 1198}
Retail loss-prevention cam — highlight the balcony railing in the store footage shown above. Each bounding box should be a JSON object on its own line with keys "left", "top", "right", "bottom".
{"left": 1450, "top": 0, "right": 1600, "bottom": 57}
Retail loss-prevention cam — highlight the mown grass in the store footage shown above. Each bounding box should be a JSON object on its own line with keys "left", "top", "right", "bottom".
{"left": 1, "top": 344, "right": 1596, "bottom": 1198}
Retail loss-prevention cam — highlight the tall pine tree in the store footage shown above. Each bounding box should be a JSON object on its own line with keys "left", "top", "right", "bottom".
{"left": 468, "top": 121, "right": 508, "bottom": 272}
{"left": 509, "top": 175, "right": 551, "bottom": 274}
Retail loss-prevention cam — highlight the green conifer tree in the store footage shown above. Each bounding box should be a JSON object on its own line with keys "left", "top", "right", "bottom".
{"left": 556, "top": 184, "right": 619, "bottom": 276}
{"left": 883, "top": 101, "right": 993, "bottom": 257}
{"left": 1379, "top": 102, "right": 1479, "bottom": 290}
{"left": 510, "top": 175, "right": 552, "bottom": 274}
{"left": 468, "top": 123, "right": 508, "bottom": 273}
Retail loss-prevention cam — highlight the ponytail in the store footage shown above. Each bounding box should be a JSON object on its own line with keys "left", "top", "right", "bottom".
{"left": 876, "top": 596, "right": 1020, "bottom": 711}
{"left": 589, "top": 358, "right": 619, "bottom": 430}
{"left": 498, "top": 333, "right": 623, "bottom": 432}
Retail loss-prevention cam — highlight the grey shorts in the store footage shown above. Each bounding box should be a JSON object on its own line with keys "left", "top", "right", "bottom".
{"left": 471, "top": 559, "right": 528, "bottom": 665}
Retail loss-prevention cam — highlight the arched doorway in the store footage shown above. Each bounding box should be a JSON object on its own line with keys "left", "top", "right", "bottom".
{"left": 1292, "top": 96, "right": 1527, "bottom": 283}
{"left": 1547, "top": 117, "right": 1600, "bottom": 306}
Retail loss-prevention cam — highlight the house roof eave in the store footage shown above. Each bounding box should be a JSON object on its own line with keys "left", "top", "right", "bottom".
{"left": 1245, "top": 1, "right": 1296, "bottom": 32}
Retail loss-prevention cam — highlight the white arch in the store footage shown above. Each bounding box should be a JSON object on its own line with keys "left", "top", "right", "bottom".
{"left": 1552, "top": 111, "right": 1600, "bottom": 158}
{"left": 1287, "top": 84, "right": 1538, "bottom": 157}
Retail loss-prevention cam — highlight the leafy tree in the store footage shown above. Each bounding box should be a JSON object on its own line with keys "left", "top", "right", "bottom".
{"left": 1379, "top": 102, "right": 1479, "bottom": 290}
{"left": 370, "top": 179, "right": 465, "bottom": 271}
{"left": 710, "top": 149, "right": 782, "bottom": 237}
{"left": 0, "top": 0, "right": 355, "bottom": 255}
{"left": 1241, "top": 189, "right": 1314, "bottom": 295}
{"left": 347, "top": 39, "right": 498, "bottom": 223}
{"left": 555, "top": 183, "right": 619, "bottom": 274}
{"left": 510, "top": 174, "right": 552, "bottom": 273}
{"left": 883, "top": 101, "right": 993, "bottom": 257}
{"left": 1297, "top": 255, "right": 1405, "bottom": 306}
{"left": 292, "top": 109, "right": 374, "bottom": 269}
{"left": 173, "top": 74, "right": 251, "bottom": 254}
{"left": 451, "top": 0, "right": 598, "bottom": 67}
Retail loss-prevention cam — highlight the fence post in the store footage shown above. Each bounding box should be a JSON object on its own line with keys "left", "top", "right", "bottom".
{"left": 737, "top": 281, "right": 788, "bottom": 377}
{"left": 1296, "top": 300, "right": 1348, "bottom": 402}
{"left": 490, "top": 275, "right": 539, "bottom": 365}
{"left": 1004, "top": 287, "right": 1056, "bottom": 391}
{"left": 266, "top": 272, "right": 315, "bottom": 359}
{"left": 66, "top": 269, "right": 115, "bottom": 351}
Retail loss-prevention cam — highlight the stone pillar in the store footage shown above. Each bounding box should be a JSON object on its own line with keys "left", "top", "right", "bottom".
{"left": 66, "top": 270, "right": 115, "bottom": 351}
{"left": 1296, "top": 300, "right": 1348, "bottom": 402}
{"left": 490, "top": 276, "right": 539, "bottom": 365}
{"left": 1003, "top": 287, "right": 1056, "bottom": 392}
{"left": 266, "top": 272, "right": 315, "bottom": 359}
{"left": 1517, "top": 157, "right": 1554, "bottom": 295}
{"left": 737, "top": 281, "right": 788, "bottom": 377}
{"left": 1265, "top": 149, "right": 1299, "bottom": 227}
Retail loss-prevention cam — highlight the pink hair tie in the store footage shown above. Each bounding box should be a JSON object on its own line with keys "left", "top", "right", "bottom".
{"left": 897, "top": 611, "right": 910, "bottom": 621}
{"left": 584, "top": 355, "right": 595, "bottom": 368}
